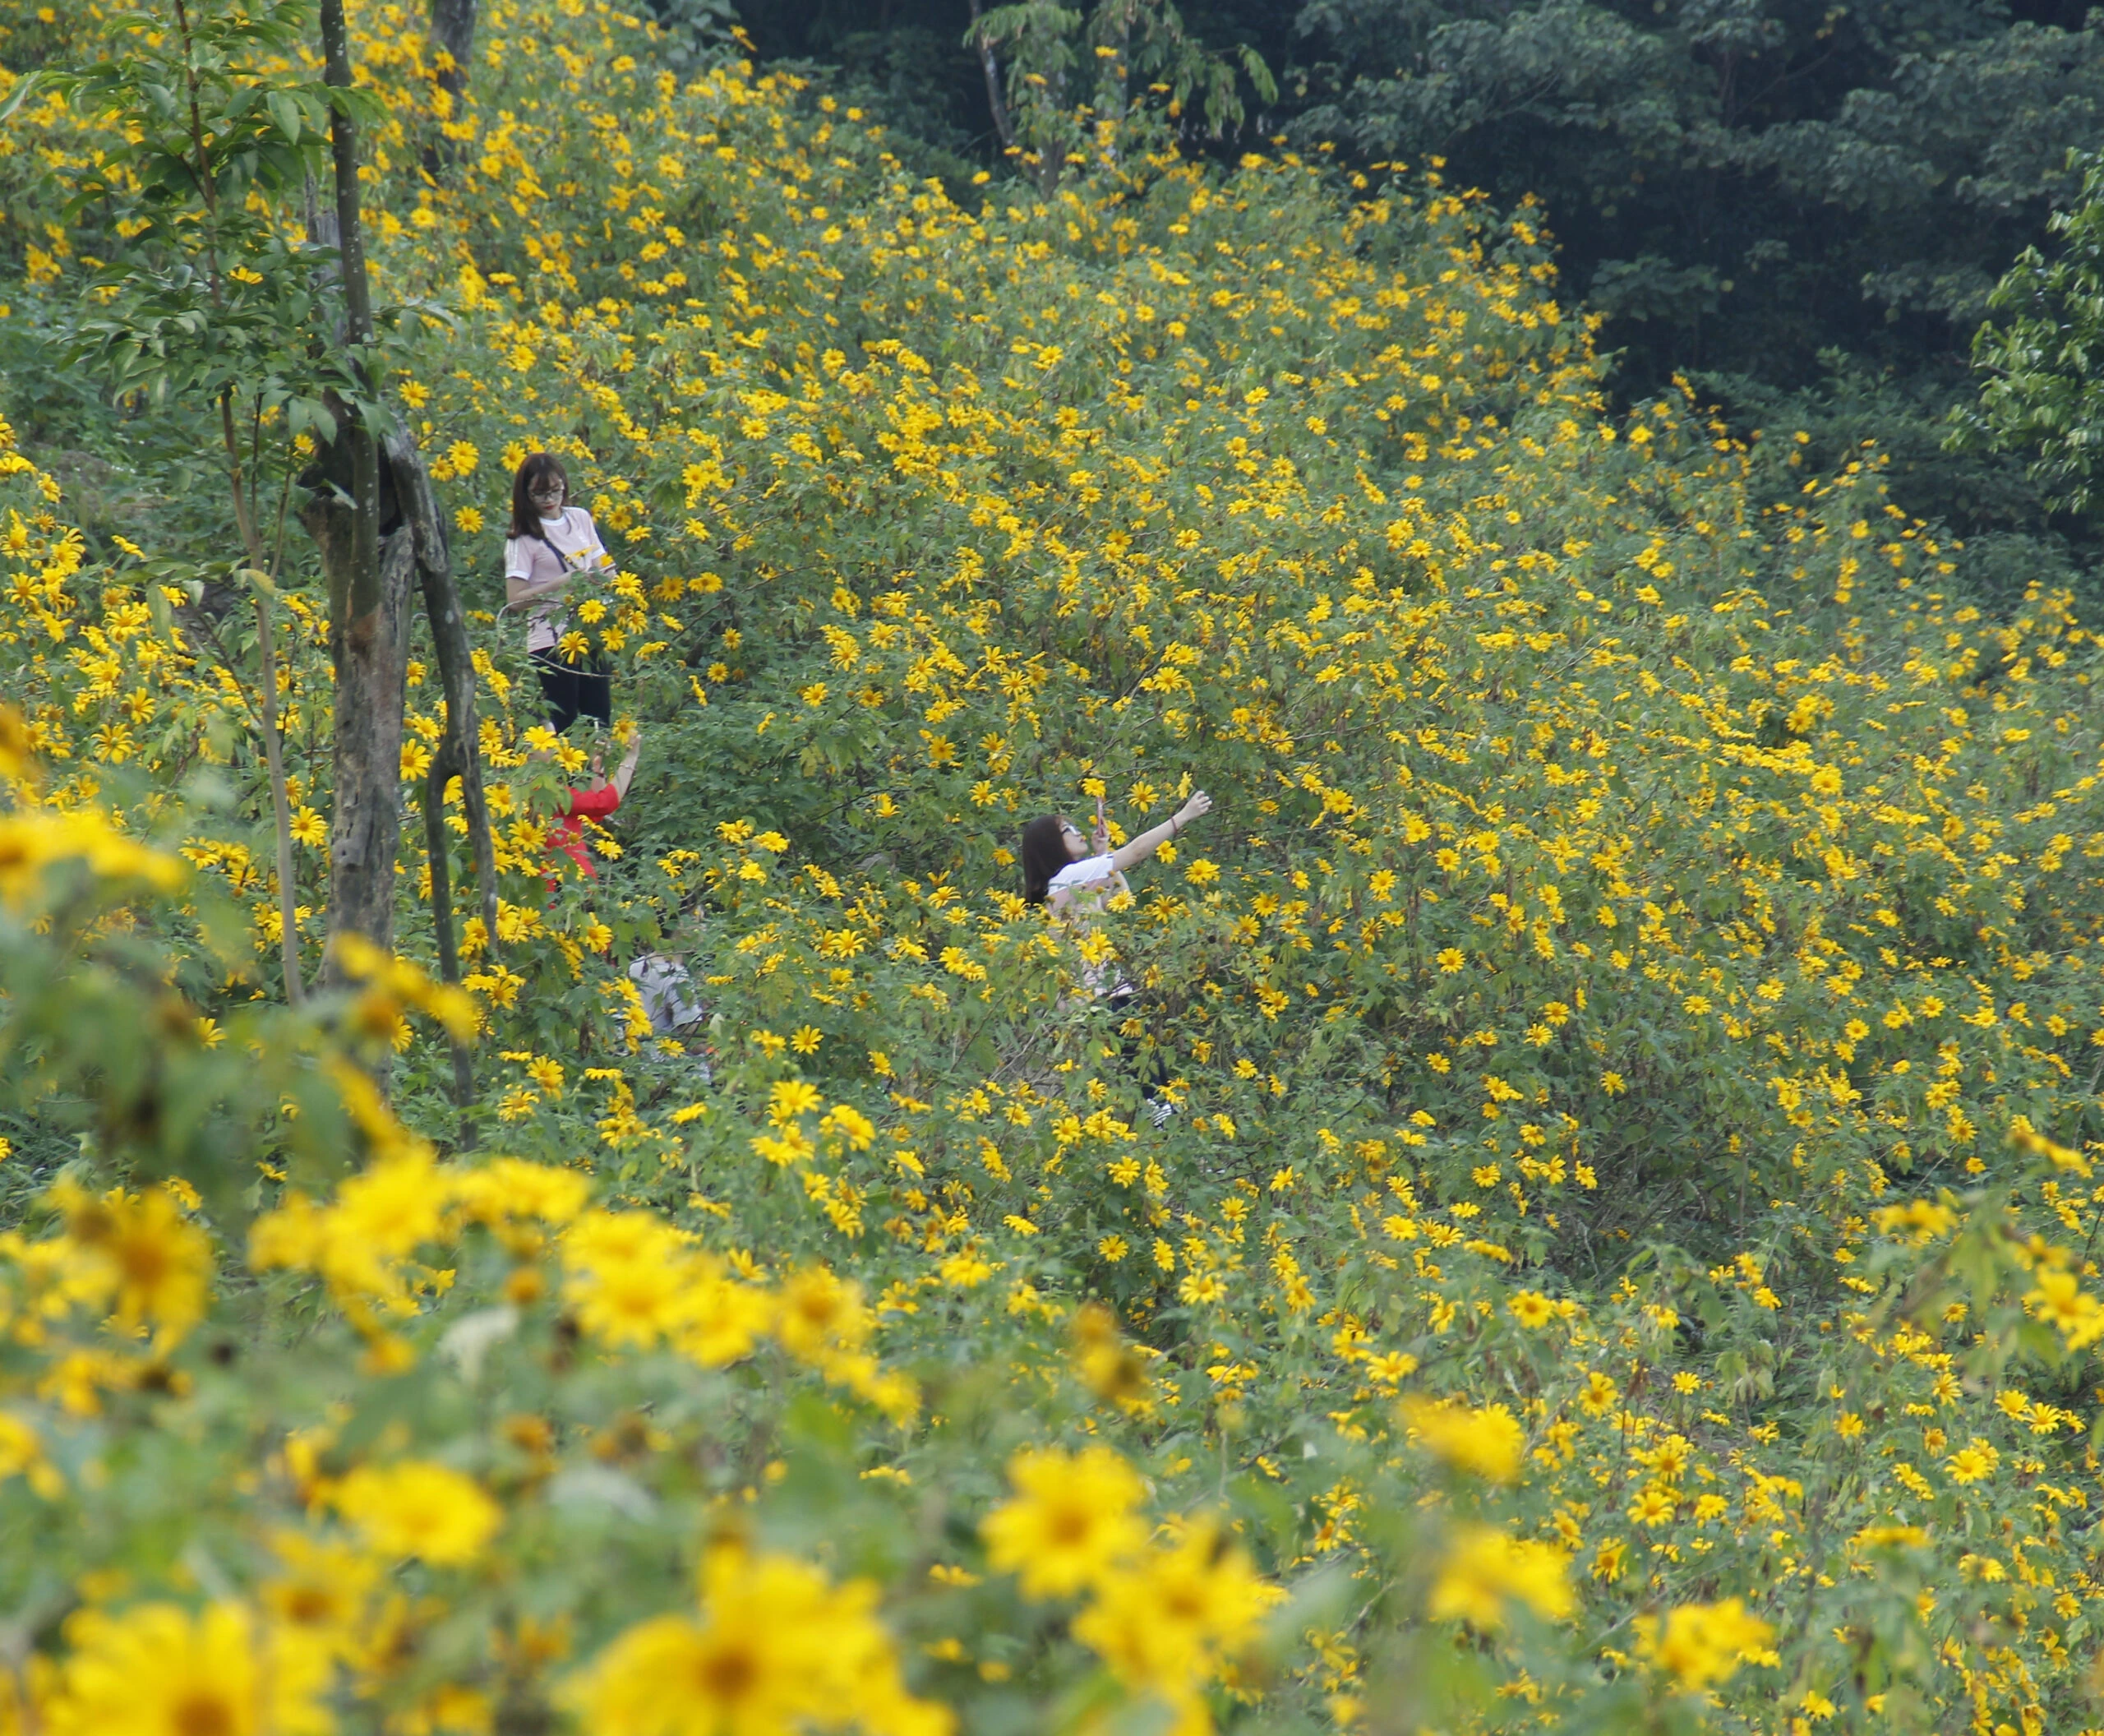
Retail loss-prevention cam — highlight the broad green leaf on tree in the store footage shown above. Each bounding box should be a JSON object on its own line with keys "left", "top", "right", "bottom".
{"left": 1962, "top": 152, "right": 2104, "bottom": 519}
{"left": 967, "top": 0, "right": 1273, "bottom": 195}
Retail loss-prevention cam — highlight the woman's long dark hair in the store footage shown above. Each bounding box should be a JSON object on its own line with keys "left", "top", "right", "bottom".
{"left": 509, "top": 453, "right": 570, "bottom": 540}
{"left": 1020, "top": 815, "right": 1069, "bottom": 905}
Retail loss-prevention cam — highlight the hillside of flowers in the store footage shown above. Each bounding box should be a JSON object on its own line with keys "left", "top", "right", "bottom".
{"left": 2, "top": 2, "right": 2104, "bottom": 1732}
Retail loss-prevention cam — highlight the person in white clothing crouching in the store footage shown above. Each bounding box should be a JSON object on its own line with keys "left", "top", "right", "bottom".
{"left": 1018, "top": 787, "right": 1213, "bottom": 1123}
{"left": 628, "top": 928, "right": 713, "bottom": 1078}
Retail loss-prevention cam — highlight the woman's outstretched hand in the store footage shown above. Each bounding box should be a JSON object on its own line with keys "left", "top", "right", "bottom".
{"left": 1105, "top": 786, "right": 1215, "bottom": 875}
{"left": 608, "top": 723, "right": 644, "bottom": 799}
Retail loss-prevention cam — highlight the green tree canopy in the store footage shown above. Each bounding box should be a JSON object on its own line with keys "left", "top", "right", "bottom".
{"left": 1963, "top": 151, "right": 2104, "bottom": 518}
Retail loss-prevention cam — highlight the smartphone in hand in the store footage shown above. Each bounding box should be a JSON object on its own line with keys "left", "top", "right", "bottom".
{"left": 1093, "top": 795, "right": 1108, "bottom": 852}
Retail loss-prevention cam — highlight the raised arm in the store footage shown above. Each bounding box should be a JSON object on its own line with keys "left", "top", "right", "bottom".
{"left": 1109, "top": 788, "right": 1211, "bottom": 875}
{"left": 607, "top": 727, "right": 644, "bottom": 801}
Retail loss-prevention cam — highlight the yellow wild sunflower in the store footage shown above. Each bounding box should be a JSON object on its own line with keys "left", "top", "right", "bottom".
{"left": 1399, "top": 1396, "right": 1526, "bottom": 1483}
{"left": 565, "top": 1543, "right": 949, "bottom": 1736}
{"left": 982, "top": 1443, "right": 1148, "bottom": 1598}
{"left": 1073, "top": 1518, "right": 1273, "bottom": 1697}
{"left": 43, "top": 1600, "right": 330, "bottom": 1736}
{"left": 332, "top": 1460, "right": 501, "bottom": 1566}
{"left": 1427, "top": 1526, "right": 1573, "bottom": 1631}
{"left": 54, "top": 1181, "right": 212, "bottom": 1346}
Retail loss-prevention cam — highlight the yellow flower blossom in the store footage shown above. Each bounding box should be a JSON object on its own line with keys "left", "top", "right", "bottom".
{"left": 1634, "top": 1598, "right": 1776, "bottom": 1692}
{"left": 982, "top": 1445, "right": 1148, "bottom": 1598}
{"left": 333, "top": 1460, "right": 502, "bottom": 1565}
{"left": 1400, "top": 1397, "right": 1526, "bottom": 1482}
{"left": 565, "top": 1544, "right": 949, "bottom": 1736}
{"left": 43, "top": 1601, "right": 331, "bottom": 1736}
{"left": 1428, "top": 1526, "right": 1573, "bottom": 1629}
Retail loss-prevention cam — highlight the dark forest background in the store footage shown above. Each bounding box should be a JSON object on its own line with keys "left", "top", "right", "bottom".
{"left": 656, "top": 0, "right": 2104, "bottom": 578}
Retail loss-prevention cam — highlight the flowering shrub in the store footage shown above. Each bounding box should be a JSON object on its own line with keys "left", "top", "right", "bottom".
{"left": 5, "top": 3, "right": 2104, "bottom": 1733}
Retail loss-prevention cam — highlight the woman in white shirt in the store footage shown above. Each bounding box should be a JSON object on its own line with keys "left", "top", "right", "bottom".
{"left": 505, "top": 453, "right": 616, "bottom": 732}
{"left": 1019, "top": 789, "right": 1214, "bottom": 918}
{"left": 1019, "top": 787, "right": 1213, "bottom": 1124}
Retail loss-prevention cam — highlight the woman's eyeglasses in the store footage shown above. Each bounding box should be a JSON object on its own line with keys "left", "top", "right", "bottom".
{"left": 528, "top": 481, "right": 565, "bottom": 500}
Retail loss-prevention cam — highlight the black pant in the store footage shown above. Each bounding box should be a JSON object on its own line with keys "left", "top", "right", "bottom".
{"left": 533, "top": 649, "right": 611, "bottom": 734}
{"left": 1106, "top": 991, "right": 1169, "bottom": 1100}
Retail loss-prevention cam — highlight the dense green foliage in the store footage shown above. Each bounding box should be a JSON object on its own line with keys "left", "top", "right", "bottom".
{"left": 1965, "top": 153, "right": 2104, "bottom": 521}
{"left": 4, "top": 2, "right": 2104, "bottom": 1734}
{"left": 718, "top": 0, "right": 2104, "bottom": 571}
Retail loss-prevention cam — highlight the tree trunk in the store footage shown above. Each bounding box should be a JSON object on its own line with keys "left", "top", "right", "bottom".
{"left": 431, "top": 0, "right": 477, "bottom": 96}
{"left": 316, "top": 0, "right": 394, "bottom": 982}
{"left": 966, "top": 0, "right": 1015, "bottom": 153}
{"left": 385, "top": 427, "right": 497, "bottom": 949}
{"left": 251, "top": 583, "right": 307, "bottom": 1006}
{"left": 386, "top": 426, "right": 496, "bottom": 1118}
{"left": 319, "top": 0, "right": 376, "bottom": 358}
{"left": 215, "top": 393, "right": 307, "bottom": 1008}
{"left": 427, "top": 0, "right": 478, "bottom": 175}
{"left": 422, "top": 737, "right": 476, "bottom": 1116}
{"left": 1097, "top": 0, "right": 1133, "bottom": 160}
{"left": 307, "top": 508, "right": 417, "bottom": 964}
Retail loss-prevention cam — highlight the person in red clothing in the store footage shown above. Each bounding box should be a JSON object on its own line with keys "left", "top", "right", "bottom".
{"left": 548, "top": 725, "right": 642, "bottom": 884}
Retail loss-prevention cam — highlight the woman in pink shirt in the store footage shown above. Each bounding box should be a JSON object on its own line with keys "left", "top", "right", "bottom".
{"left": 505, "top": 453, "right": 616, "bottom": 732}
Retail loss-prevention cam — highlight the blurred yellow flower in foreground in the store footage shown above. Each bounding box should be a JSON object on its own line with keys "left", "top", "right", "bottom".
{"left": 331, "top": 1460, "right": 501, "bottom": 1565}
{"left": 1634, "top": 1596, "right": 1777, "bottom": 1692}
{"left": 983, "top": 1443, "right": 1149, "bottom": 1597}
{"left": 1428, "top": 1526, "right": 1574, "bottom": 1629}
{"left": 43, "top": 1600, "right": 331, "bottom": 1736}
{"left": 0, "top": 809, "right": 183, "bottom": 906}
{"left": 50, "top": 1179, "right": 213, "bottom": 1346}
{"left": 1400, "top": 1396, "right": 1526, "bottom": 1482}
{"left": 565, "top": 1543, "right": 951, "bottom": 1736}
{"left": 1074, "top": 1518, "right": 1277, "bottom": 1711}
